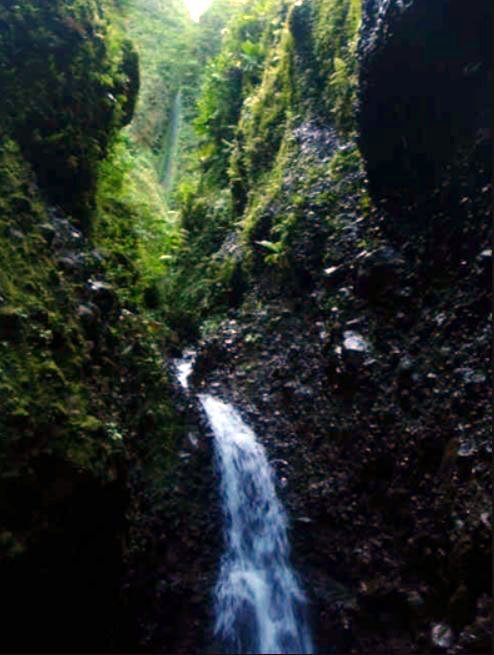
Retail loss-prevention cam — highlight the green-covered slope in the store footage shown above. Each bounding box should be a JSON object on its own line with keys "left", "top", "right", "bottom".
{"left": 0, "top": 1, "right": 185, "bottom": 649}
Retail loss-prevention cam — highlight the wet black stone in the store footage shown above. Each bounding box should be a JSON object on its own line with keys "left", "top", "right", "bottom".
{"left": 88, "top": 280, "right": 118, "bottom": 315}
{"left": 354, "top": 247, "right": 405, "bottom": 301}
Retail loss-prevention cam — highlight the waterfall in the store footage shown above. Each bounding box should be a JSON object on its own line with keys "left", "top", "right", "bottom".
{"left": 175, "top": 356, "right": 313, "bottom": 654}
{"left": 159, "top": 88, "right": 182, "bottom": 192}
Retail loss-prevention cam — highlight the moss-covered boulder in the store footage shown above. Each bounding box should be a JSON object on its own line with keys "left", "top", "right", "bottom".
{"left": 0, "top": 0, "right": 139, "bottom": 224}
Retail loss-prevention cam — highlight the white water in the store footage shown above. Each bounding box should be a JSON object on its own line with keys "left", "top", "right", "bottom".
{"left": 160, "top": 89, "right": 182, "bottom": 193}
{"left": 175, "top": 350, "right": 195, "bottom": 390}
{"left": 199, "top": 396, "right": 313, "bottom": 654}
{"left": 175, "top": 355, "right": 313, "bottom": 654}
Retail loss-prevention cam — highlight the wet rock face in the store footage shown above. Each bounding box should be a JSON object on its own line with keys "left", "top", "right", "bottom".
{"left": 358, "top": 0, "right": 492, "bottom": 223}
{"left": 0, "top": 457, "right": 128, "bottom": 652}
{"left": 354, "top": 246, "right": 405, "bottom": 302}
{"left": 188, "top": 112, "right": 491, "bottom": 653}
{"left": 193, "top": 271, "right": 491, "bottom": 653}
{"left": 121, "top": 386, "right": 222, "bottom": 655}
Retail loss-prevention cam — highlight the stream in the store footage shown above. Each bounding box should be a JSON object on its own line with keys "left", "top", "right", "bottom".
{"left": 175, "top": 354, "right": 313, "bottom": 654}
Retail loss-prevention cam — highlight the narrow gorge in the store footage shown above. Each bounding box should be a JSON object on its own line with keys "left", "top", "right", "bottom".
{"left": 0, "top": 1, "right": 491, "bottom": 654}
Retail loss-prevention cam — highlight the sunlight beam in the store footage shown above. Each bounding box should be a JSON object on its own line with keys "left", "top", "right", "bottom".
{"left": 184, "top": 0, "right": 213, "bottom": 22}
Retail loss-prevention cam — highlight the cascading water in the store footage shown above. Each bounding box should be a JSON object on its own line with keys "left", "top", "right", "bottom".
{"left": 175, "top": 355, "right": 313, "bottom": 655}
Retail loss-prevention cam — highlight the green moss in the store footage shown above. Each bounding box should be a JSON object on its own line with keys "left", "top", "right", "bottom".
{"left": 167, "top": 0, "right": 367, "bottom": 323}
{"left": 125, "top": 0, "right": 194, "bottom": 153}
{"left": 158, "top": 184, "right": 243, "bottom": 337}
{"left": 194, "top": 0, "right": 281, "bottom": 183}
{"left": 0, "top": 9, "right": 203, "bottom": 646}
{"left": 238, "top": 26, "right": 295, "bottom": 182}
{"left": 312, "top": 0, "right": 361, "bottom": 133}
{"left": 0, "top": 0, "right": 139, "bottom": 224}
{"left": 0, "top": 143, "right": 92, "bottom": 470}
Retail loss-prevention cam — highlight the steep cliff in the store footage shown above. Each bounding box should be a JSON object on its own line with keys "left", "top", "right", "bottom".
{"left": 359, "top": 0, "right": 491, "bottom": 232}
{"left": 0, "top": 2, "right": 184, "bottom": 650}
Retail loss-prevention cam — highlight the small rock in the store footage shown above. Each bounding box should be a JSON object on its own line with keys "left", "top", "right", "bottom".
{"left": 8, "top": 228, "right": 25, "bottom": 240}
{"left": 271, "top": 459, "right": 289, "bottom": 467}
{"left": 397, "top": 286, "right": 413, "bottom": 299}
{"left": 341, "top": 330, "right": 372, "bottom": 368}
{"left": 477, "top": 248, "right": 492, "bottom": 280}
{"left": 338, "top": 286, "right": 352, "bottom": 299}
{"left": 457, "top": 438, "right": 477, "bottom": 457}
{"left": 322, "top": 264, "right": 346, "bottom": 288}
{"left": 480, "top": 512, "right": 491, "bottom": 528}
{"left": 435, "top": 312, "right": 447, "bottom": 326}
{"left": 89, "top": 279, "right": 114, "bottom": 293}
{"left": 88, "top": 279, "right": 118, "bottom": 314}
{"left": 39, "top": 223, "right": 56, "bottom": 245}
{"left": 77, "top": 304, "right": 97, "bottom": 321}
{"left": 354, "top": 246, "right": 405, "bottom": 301}
{"left": 57, "top": 253, "right": 85, "bottom": 274}
{"left": 454, "top": 367, "right": 486, "bottom": 385}
{"left": 397, "top": 356, "right": 413, "bottom": 373}
{"left": 294, "top": 385, "right": 314, "bottom": 400}
{"left": 343, "top": 331, "right": 371, "bottom": 353}
{"left": 345, "top": 317, "right": 365, "bottom": 327}
{"left": 431, "top": 623, "right": 454, "bottom": 650}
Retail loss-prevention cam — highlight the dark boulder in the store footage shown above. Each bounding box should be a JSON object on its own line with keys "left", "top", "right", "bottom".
{"left": 358, "top": 0, "right": 492, "bottom": 228}
{"left": 56, "top": 252, "right": 86, "bottom": 277}
{"left": 77, "top": 303, "right": 101, "bottom": 339}
{"left": 118, "top": 40, "right": 140, "bottom": 127}
{"left": 476, "top": 248, "right": 492, "bottom": 286}
{"left": 354, "top": 246, "right": 405, "bottom": 301}
{"left": 39, "top": 222, "right": 56, "bottom": 245}
{"left": 0, "top": 453, "right": 128, "bottom": 652}
{"left": 322, "top": 264, "right": 348, "bottom": 290}
{"left": 88, "top": 279, "right": 118, "bottom": 316}
{"left": 0, "top": 306, "right": 24, "bottom": 341}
